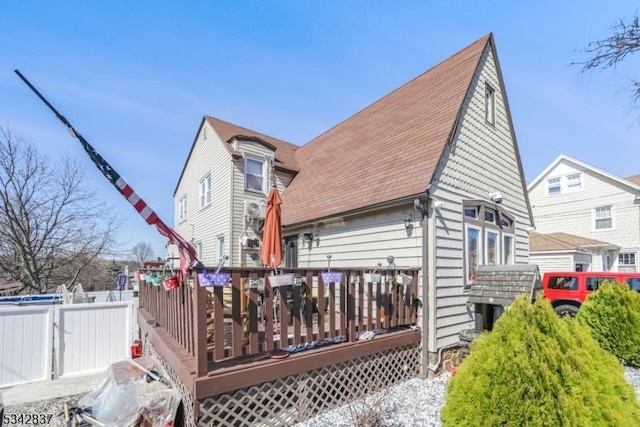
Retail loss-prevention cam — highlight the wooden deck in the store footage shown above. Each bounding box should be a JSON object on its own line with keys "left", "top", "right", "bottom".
{"left": 137, "top": 266, "right": 421, "bottom": 407}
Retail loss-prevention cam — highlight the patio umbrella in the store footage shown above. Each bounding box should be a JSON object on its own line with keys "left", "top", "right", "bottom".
{"left": 261, "top": 186, "right": 283, "bottom": 269}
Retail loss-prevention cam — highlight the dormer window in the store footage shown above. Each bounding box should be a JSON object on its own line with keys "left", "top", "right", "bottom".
{"left": 244, "top": 155, "right": 265, "bottom": 194}
{"left": 485, "top": 83, "right": 495, "bottom": 126}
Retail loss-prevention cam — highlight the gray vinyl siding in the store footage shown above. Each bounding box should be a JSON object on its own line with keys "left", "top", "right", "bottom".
{"left": 428, "top": 44, "right": 532, "bottom": 350}
{"left": 173, "top": 121, "right": 233, "bottom": 267}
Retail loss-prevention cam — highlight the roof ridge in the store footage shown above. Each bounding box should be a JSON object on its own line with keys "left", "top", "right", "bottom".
{"left": 205, "top": 115, "right": 300, "bottom": 149}
{"left": 296, "top": 33, "right": 492, "bottom": 154}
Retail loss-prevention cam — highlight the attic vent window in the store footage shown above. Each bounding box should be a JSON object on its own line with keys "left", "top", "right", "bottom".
{"left": 485, "top": 83, "right": 495, "bottom": 126}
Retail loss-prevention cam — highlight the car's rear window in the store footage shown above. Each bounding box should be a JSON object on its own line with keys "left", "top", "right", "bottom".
{"left": 547, "top": 276, "right": 578, "bottom": 290}
{"left": 586, "top": 277, "right": 616, "bottom": 292}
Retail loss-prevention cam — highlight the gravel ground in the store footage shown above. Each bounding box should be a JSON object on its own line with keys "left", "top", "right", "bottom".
{"left": 4, "top": 367, "right": 640, "bottom": 426}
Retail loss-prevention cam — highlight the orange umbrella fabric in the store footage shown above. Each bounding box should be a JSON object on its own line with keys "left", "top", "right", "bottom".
{"left": 261, "top": 186, "right": 283, "bottom": 267}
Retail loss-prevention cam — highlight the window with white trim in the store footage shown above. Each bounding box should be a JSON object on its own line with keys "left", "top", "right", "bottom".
{"left": 567, "top": 173, "right": 582, "bottom": 189}
{"left": 485, "top": 83, "right": 495, "bottom": 125}
{"left": 466, "top": 224, "right": 482, "bottom": 283}
{"left": 618, "top": 252, "right": 637, "bottom": 272}
{"left": 463, "top": 201, "right": 516, "bottom": 289}
{"left": 244, "top": 156, "right": 265, "bottom": 194}
{"left": 485, "top": 230, "right": 499, "bottom": 265}
{"left": 179, "top": 196, "right": 187, "bottom": 222}
{"left": 547, "top": 177, "right": 561, "bottom": 195}
{"left": 195, "top": 242, "right": 203, "bottom": 260}
{"left": 199, "top": 175, "right": 211, "bottom": 208}
{"left": 594, "top": 205, "right": 612, "bottom": 230}
{"left": 217, "top": 236, "right": 225, "bottom": 266}
{"left": 503, "top": 234, "right": 514, "bottom": 265}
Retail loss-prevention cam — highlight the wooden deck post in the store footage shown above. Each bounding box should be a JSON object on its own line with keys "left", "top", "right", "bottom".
{"left": 193, "top": 269, "right": 208, "bottom": 377}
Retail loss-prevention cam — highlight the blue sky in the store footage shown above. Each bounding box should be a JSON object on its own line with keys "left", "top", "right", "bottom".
{"left": 2, "top": 1, "right": 640, "bottom": 259}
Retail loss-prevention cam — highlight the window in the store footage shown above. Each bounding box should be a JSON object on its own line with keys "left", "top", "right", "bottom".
{"left": 463, "top": 201, "right": 516, "bottom": 289}
{"left": 199, "top": 175, "right": 211, "bottom": 208}
{"left": 625, "top": 278, "right": 640, "bottom": 292}
{"left": 547, "top": 276, "right": 578, "bottom": 290}
{"left": 203, "top": 127, "right": 208, "bottom": 140}
{"left": 244, "top": 156, "right": 265, "bottom": 193}
{"left": 547, "top": 177, "right": 561, "bottom": 195}
{"left": 485, "top": 83, "right": 495, "bottom": 125}
{"left": 594, "top": 205, "right": 612, "bottom": 230}
{"left": 485, "top": 230, "right": 499, "bottom": 265}
{"left": 217, "top": 236, "right": 225, "bottom": 265}
{"left": 179, "top": 196, "right": 187, "bottom": 222}
{"left": 618, "top": 252, "right": 637, "bottom": 272}
{"left": 195, "top": 242, "right": 203, "bottom": 260}
{"left": 466, "top": 225, "right": 481, "bottom": 283}
{"left": 586, "top": 276, "right": 615, "bottom": 292}
{"left": 567, "top": 173, "right": 582, "bottom": 189}
{"left": 503, "top": 234, "right": 514, "bottom": 265}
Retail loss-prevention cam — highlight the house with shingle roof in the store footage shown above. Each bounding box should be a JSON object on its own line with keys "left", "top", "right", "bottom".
{"left": 172, "top": 33, "right": 533, "bottom": 352}
{"left": 528, "top": 154, "right": 640, "bottom": 273}
{"left": 529, "top": 232, "right": 619, "bottom": 274}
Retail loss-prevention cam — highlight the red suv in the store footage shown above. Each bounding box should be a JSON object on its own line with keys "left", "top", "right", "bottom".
{"left": 542, "top": 271, "right": 640, "bottom": 316}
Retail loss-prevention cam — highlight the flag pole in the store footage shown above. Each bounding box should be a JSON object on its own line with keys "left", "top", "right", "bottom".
{"left": 14, "top": 69, "right": 199, "bottom": 281}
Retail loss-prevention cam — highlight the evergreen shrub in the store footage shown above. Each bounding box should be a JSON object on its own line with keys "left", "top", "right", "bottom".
{"left": 576, "top": 280, "right": 640, "bottom": 367}
{"left": 440, "top": 295, "right": 640, "bottom": 427}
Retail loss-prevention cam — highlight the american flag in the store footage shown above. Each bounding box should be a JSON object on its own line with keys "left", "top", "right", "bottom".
{"left": 14, "top": 70, "right": 197, "bottom": 281}
{"left": 74, "top": 130, "right": 197, "bottom": 279}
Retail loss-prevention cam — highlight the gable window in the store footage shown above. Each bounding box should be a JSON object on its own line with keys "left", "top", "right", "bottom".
{"left": 199, "top": 175, "right": 211, "bottom": 208}
{"left": 618, "top": 252, "right": 637, "bottom": 272}
{"left": 244, "top": 156, "right": 265, "bottom": 194}
{"left": 179, "top": 196, "right": 187, "bottom": 222}
{"left": 567, "top": 173, "right": 582, "bottom": 190}
{"left": 547, "top": 177, "right": 561, "bottom": 195}
{"left": 485, "top": 83, "right": 495, "bottom": 125}
{"left": 463, "top": 201, "right": 516, "bottom": 289}
{"left": 594, "top": 205, "right": 612, "bottom": 230}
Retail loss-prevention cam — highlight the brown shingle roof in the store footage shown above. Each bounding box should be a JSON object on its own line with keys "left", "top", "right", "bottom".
{"left": 529, "top": 232, "right": 617, "bottom": 252}
{"left": 626, "top": 174, "right": 640, "bottom": 185}
{"left": 206, "top": 116, "right": 299, "bottom": 172}
{"left": 280, "top": 34, "right": 491, "bottom": 226}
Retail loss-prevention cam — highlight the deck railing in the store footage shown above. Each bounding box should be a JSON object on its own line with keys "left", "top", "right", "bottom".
{"left": 138, "top": 266, "right": 420, "bottom": 377}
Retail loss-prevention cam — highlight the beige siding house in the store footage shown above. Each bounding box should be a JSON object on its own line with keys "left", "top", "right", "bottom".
{"left": 528, "top": 154, "right": 640, "bottom": 273}
{"left": 173, "top": 33, "right": 533, "bottom": 354}
{"left": 170, "top": 117, "right": 298, "bottom": 268}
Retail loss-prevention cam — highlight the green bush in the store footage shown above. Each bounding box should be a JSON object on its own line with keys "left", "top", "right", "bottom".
{"left": 576, "top": 281, "right": 640, "bottom": 367}
{"left": 440, "top": 295, "right": 640, "bottom": 427}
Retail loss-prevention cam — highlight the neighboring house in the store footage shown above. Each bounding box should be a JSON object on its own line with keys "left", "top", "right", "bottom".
{"left": 172, "top": 33, "right": 533, "bottom": 353}
{"left": 529, "top": 232, "right": 619, "bottom": 275}
{"left": 528, "top": 154, "right": 640, "bottom": 273}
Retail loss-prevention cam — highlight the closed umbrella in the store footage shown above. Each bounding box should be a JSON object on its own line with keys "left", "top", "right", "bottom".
{"left": 261, "top": 186, "right": 283, "bottom": 269}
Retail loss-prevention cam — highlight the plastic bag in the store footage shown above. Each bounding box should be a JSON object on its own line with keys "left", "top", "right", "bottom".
{"left": 78, "top": 356, "right": 181, "bottom": 427}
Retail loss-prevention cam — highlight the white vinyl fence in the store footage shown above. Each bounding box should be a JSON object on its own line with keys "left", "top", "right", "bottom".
{"left": 0, "top": 301, "right": 136, "bottom": 388}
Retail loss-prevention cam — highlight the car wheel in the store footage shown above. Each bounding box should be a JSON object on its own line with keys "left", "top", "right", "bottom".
{"left": 554, "top": 304, "right": 579, "bottom": 317}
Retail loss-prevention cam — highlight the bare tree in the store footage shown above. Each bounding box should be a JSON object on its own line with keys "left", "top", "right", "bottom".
{"left": 0, "top": 127, "right": 120, "bottom": 293}
{"left": 131, "top": 242, "right": 155, "bottom": 266}
{"left": 575, "top": 12, "right": 640, "bottom": 104}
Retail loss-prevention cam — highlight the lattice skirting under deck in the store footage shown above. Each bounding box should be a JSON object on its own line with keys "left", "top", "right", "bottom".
{"left": 142, "top": 332, "right": 196, "bottom": 427}
{"left": 198, "top": 343, "right": 421, "bottom": 426}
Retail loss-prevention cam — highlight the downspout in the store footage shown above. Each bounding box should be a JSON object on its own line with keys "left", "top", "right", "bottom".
{"left": 229, "top": 156, "right": 235, "bottom": 266}
{"left": 420, "top": 186, "right": 432, "bottom": 377}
